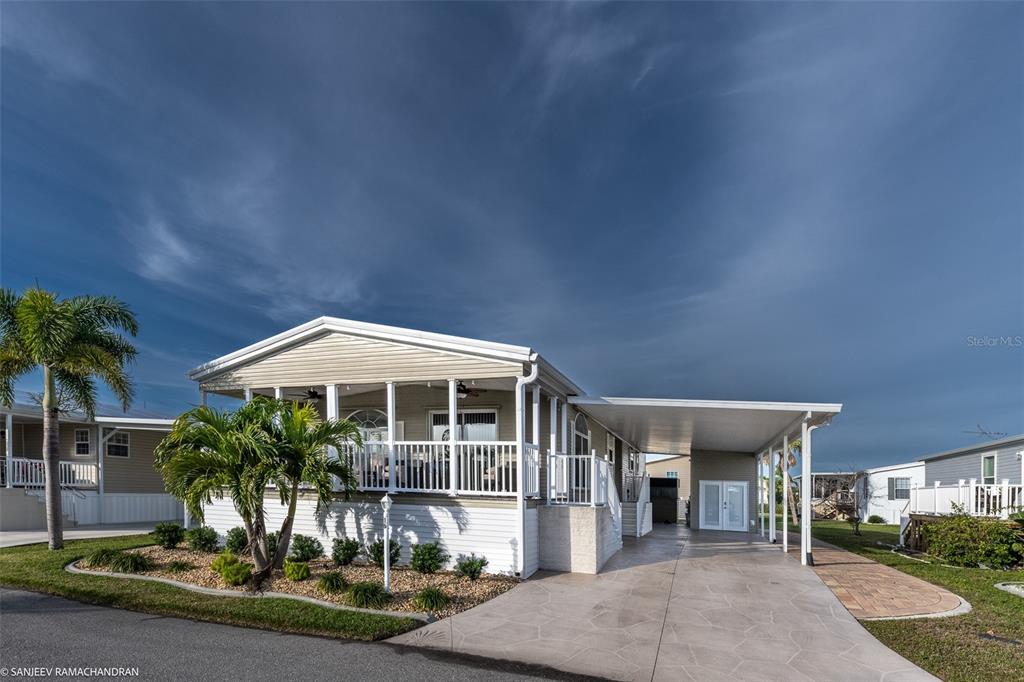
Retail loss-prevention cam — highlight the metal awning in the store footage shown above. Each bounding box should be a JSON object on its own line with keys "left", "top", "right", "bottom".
{"left": 567, "top": 397, "right": 842, "bottom": 455}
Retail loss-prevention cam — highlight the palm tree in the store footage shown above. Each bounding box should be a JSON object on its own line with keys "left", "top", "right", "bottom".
{"left": 154, "top": 400, "right": 280, "bottom": 574}
{"left": 0, "top": 288, "right": 138, "bottom": 550}
{"left": 267, "top": 401, "right": 360, "bottom": 571}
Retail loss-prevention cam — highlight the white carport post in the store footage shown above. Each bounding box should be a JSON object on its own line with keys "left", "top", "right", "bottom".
{"left": 386, "top": 382, "right": 397, "bottom": 494}
{"left": 243, "top": 388, "right": 253, "bottom": 402}
{"left": 448, "top": 379, "right": 459, "bottom": 495}
{"left": 548, "top": 396, "right": 558, "bottom": 505}
{"left": 4, "top": 412, "right": 12, "bottom": 489}
{"left": 800, "top": 417, "right": 813, "bottom": 566}
{"left": 758, "top": 453, "right": 765, "bottom": 537}
{"left": 782, "top": 434, "right": 789, "bottom": 553}
{"left": 769, "top": 445, "right": 777, "bottom": 543}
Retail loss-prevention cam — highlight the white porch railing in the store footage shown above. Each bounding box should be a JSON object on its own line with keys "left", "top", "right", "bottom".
{"left": 622, "top": 473, "right": 644, "bottom": 502}
{"left": 546, "top": 450, "right": 612, "bottom": 506}
{"left": 341, "top": 441, "right": 540, "bottom": 498}
{"left": 4, "top": 458, "right": 98, "bottom": 488}
{"left": 910, "top": 479, "right": 1024, "bottom": 519}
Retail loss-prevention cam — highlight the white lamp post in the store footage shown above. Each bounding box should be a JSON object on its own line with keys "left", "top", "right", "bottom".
{"left": 380, "top": 493, "right": 392, "bottom": 593}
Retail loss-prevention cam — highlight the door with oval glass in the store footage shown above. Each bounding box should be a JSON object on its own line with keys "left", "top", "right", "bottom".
{"left": 699, "top": 480, "right": 748, "bottom": 531}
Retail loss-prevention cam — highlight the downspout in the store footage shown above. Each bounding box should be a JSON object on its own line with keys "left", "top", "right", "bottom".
{"left": 800, "top": 413, "right": 833, "bottom": 566}
{"left": 515, "top": 360, "right": 539, "bottom": 576}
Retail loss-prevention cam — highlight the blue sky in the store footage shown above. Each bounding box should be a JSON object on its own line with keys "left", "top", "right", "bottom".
{"left": 2, "top": 2, "right": 1021, "bottom": 469}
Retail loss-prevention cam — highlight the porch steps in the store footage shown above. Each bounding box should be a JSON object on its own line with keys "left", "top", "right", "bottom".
{"left": 621, "top": 502, "right": 637, "bottom": 537}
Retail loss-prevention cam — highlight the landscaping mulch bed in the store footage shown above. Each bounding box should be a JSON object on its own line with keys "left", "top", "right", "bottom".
{"left": 90, "top": 546, "right": 517, "bottom": 619}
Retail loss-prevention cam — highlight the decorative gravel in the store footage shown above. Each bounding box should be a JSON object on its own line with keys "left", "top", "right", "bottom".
{"left": 91, "top": 546, "right": 518, "bottom": 619}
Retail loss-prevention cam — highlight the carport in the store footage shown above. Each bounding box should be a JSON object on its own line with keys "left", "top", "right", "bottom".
{"left": 568, "top": 397, "right": 842, "bottom": 566}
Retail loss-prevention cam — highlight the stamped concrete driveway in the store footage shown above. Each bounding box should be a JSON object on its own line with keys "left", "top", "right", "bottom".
{"left": 392, "top": 525, "right": 936, "bottom": 682}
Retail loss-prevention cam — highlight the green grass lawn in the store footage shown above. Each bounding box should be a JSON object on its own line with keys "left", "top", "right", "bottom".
{"left": 801, "top": 520, "right": 1024, "bottom": 682}
{"left": 0, "top": 534, "right": 417, "bottom": 641}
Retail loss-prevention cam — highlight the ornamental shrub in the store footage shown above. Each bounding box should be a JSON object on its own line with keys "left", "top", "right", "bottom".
{"left": 83, "top": 548, "right": 121, "bottom": 568}
{"left": 284, "top": 559, "right": 311, "bottom": 581}
{"left": 225, "top": 526, "right": 248, "bottom": 554}
{"left": 924, "top": 513, "right": 1024, "bottom": 569}
{"left": 410, "top": 542, "right": 448, "bottom": 574}
{"left": 866, "top": 515, "right": 886, "bottom": 524}
{"left": 455, "top": 554, "right": 488, "bottom": 580}
{"left": 318, "top": 571, "right": 349, "bottom": 594}
{"left": 152, "top": 522, "right": 185, "bottom": 549}
{"left": 109, "top": 552, "right": 154, "bottom": 574}
{"left": 332, "top": 538, "right": 360, "bottom": 566}
{"left": 412, "top": 586, "right": 451, "bottom": 612}
{"left": 221, "top": 561, "right": 252, "bottom": 586}
{"left": 367, "top": 539, "right": 400, "bottom": 568}
{"left": 211, "top": 550, "right": 239, "bottom": 574}
{"left": 166, "top": 560, "right": 194, "bottom": 573}
{"left": 185, "top": 526, "right": 219, "bottom": 552}
{"left": 348, "top": 581, "right": 389, "bottom": 609}
{"left": 289, "top": 534, "right": 324, "bottom": 562}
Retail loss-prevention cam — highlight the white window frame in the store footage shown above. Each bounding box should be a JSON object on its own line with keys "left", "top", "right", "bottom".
{"left": 981, "top": 453, "right": 997, "bottom": 485}
{"left": 74, "top": 428, "right": 91, "bottom": 457}
{"left": 105, "top": 429, "right": 130, "bottom": 458}
{"left": 572, "top": 413, "right": 590, "bottom": 456}
{"left": 427, "top": 408, "right": 499, "bottom": 442}
{"left": 666, "top": 471, "right": 678, "bottom": 478}
{"left": 888, "top": 476, "right": 910, "bottom": 500}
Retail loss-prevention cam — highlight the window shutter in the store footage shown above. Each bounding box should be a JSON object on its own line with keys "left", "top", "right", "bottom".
{"left": 887, "top": 478, "right": 895, "bottom": 500}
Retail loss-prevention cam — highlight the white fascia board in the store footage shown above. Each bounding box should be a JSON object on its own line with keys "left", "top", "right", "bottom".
{"left": 569, "top": 396, "right": 843, "bottom": 414}
{"left": 93, "top": 416, "right": 174, "bottom": 430}
{"left": 862, "top": 461, "right": 925, "bottom": 474}
{"left": 188, "top": 316, "right": 536, "bottom": 382}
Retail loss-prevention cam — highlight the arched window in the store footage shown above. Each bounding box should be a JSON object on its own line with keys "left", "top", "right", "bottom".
{"left": 573, "top": 413, "right": 590, "bottom": 456}
{"left": 346, "top": 409, "right": 389, "bottom": 441}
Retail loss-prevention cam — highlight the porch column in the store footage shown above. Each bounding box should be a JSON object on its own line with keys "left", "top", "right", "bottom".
{"left": 769, "top": 444, "right": 777, "bottom": 543}
{"left": 199, "top": 389, "right": 207, "bottom": 407}
{"left": 800, "top": 419, "right": 813, "bottom": 566}
{"left": 448, "top": 379, "right": 458, "bottom": 495}
{"left": 531, "top": 386, "right": 540, "bottom": 446}
{"left": 243, "top": 387, "right": 253, "bottom": 402}
{"left": 758, "top": 453, "right": 765, "bottom": 537}
{"left": 560, "top": 402, "right": 568, "bottom": 454}
{"left": 97, "top": 425, "right": 106, "bottom": 524}
{"left": 514, "top": 380, "right": 526, "bottom": 573}
{"left": 386, "top": 382, "right": 397, "bottom": 493}
{"left": 782, "top": 434, "right": 789, "bottom": 553}
{"left": 548, "top": 397, "right": 558, "bottom": 504}
{"left": 4, "top": 412, "right": 12, "bottom": 488}
{"left": 274, "top": 387, "right": 283, "bottom": 400}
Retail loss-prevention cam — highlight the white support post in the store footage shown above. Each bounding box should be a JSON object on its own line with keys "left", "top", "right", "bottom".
{"left": 199, "top": 390, "right": 207, "bottom": 407}
{"left": 386, "top": 382, "right": 397, "bottom": 493}
{"left": 548, "top": 396, "right": 558, "bottom": 505}
{"left": 934, "top": 480, "right": 941, "bottom": 514}
{"left": 325, "top": 384, "right": 338, "bottom": 455}
{"left": 758, "top": 453, "right": 765, "bottom": 537}
{"left": 531, "top": 386, "right": 540, "bottom": 447}
{"left": 782, "top": 434, "right": 789, "bottom": 553}
{"left": 560, "top": 403, "right": 568, "bottom": 454}
{"left": 448, "top": 379, "right": 458, "bottom": 495}
{"left": 243, "top": 387, "right": 253, "bottom": 402}
{"left": 769, "top": 445, "right": 777, "bottom": 543}
{"left": 98, "top": 426, "right": 107, "bottom": 525}
{"left": 274, "top": 387, "right": 283, "bottom": 400}
{"left": 591, "top": 449, "right": 598, "bottom": 507}
{"left": 514, "top": 379, "right": 526, "bottom": 573}
{"left": 969, "top": 478, "right": 977, "bottom": 516}
{"left": 801, "top": 419, "right": 813, "bottom": 566}
{"left": 4, "top": 412, "right": 12, "bottom": 489}
{"left": 1001, "top": 479, "right": 1010, "bottom": 519}
{"left": 957, "top": 479, "right": 966, "bottom": 510}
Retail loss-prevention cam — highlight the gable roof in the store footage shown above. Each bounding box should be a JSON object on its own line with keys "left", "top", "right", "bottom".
{"left": 920, "top": 434, "right": 1024, "bottom": 462}
{"left": 188, "top": 316, "right": 586, "bottom": 396}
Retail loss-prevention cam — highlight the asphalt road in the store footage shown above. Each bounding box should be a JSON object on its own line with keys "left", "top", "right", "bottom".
{"left": 0, "top": 589, "right": 596, "bottom": 681}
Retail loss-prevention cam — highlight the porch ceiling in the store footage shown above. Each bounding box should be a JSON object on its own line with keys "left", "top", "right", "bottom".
{"left": 568, "top": 397, "right": 842, "bottom": 455}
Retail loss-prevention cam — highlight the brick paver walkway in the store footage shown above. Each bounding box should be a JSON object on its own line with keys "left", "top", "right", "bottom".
{"left": 787, "top": 532, "right": 966, "bottom": 620}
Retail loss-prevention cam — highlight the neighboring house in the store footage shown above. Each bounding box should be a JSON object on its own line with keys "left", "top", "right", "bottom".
{"left": 646, "top": 455, "right": 690, "bottom": 522}
{"left": 856, "top": 461, "right": 925, "bottom": 524}
{"left": 0, "top": 395, "right": 181, "bottom": 531}
{"left": 908, "top": 434, "right": 1024, "bottom": 518}
{"left": 189, "top": 316, "right": 841, "bottom": 576}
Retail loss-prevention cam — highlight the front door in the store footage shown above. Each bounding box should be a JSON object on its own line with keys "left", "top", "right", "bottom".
{"left": 699, "top": 480, "right": 748, "bottom": 531}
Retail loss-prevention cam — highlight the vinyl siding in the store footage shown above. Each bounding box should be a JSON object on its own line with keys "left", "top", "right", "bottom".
{"left": 16, "top": 422, "right": 98, "bottom": 463}
{"left": 103, "top": 429, "right": 168, "bottom": 494}
{"left": 200, "top": 331, "right": 524, "bottom": 390}
{"left": 202, "top": 493, "right": 527, "bottom": 575}
{"left": 689, "top": 450, "right": 756, "bottom": 532}
{"left": 925, "top": 441, "right": 1024, "bottom": 486}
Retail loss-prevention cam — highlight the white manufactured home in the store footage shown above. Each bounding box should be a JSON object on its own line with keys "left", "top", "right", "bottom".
{"left": 0, "top": 398, "right": 182, "bottom": 531}
{"left": 189, "top": 317, "right": 842, "bottom": 575}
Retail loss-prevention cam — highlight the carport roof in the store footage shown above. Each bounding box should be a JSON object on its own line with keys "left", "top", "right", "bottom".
{"left": 568, "top": 396, "right": 842, "bottom": 456}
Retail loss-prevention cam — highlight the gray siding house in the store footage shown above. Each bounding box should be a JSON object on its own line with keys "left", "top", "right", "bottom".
{"left": 923, "top": 435, "right": 1024, "bottom": 486}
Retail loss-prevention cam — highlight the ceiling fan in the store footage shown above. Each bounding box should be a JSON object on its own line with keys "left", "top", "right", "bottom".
{"left": 457, "top": 381, "right": 486, "bottom": 399}
{"left": 285, "top": 387, "right": 323, "bottom": 403}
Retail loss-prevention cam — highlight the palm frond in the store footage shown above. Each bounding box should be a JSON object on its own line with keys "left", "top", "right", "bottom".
{"left": 65, "top": 295, "right": 139, "bottom": 336}
{"left": 52, "top": 370, "right": 97, "bottom": 419}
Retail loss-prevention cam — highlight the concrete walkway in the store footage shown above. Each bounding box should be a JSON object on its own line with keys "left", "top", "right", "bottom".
{"left": 391, "top": 525, "right": 936, "bottom": 682}
{"left": 0, "top": 523, "right": 155, "bottom": 548}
